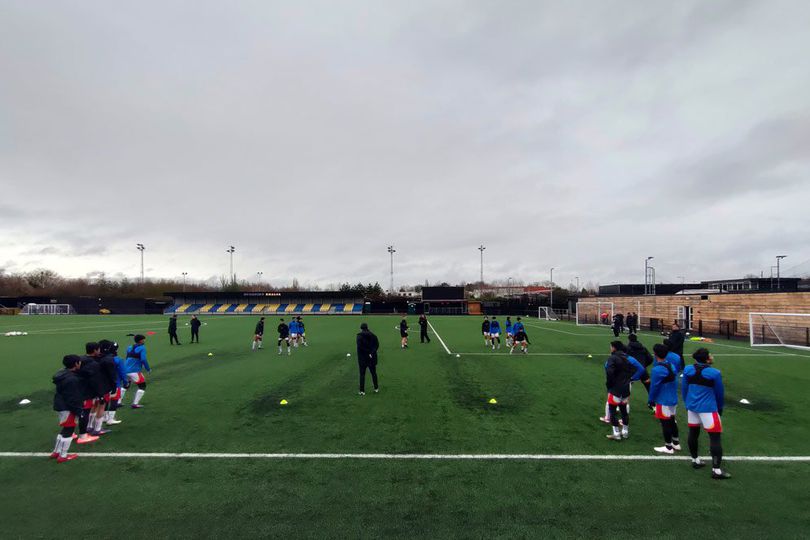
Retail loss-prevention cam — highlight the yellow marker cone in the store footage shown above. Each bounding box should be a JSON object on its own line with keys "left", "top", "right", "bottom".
{"left": 280, "top": 399, "right": 288, "bottom": 405}
{"left": 208, "top": 352, "right": 214, "bottom": 357}
{"left": 488, "top": 398, "right": 497, "bottom": 404}
{"left": 587, "top": 354, "right": 592, "bottom": 358}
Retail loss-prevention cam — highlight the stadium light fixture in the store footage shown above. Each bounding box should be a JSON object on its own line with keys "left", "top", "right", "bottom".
{"left": 575, "top": 276, "right": 580, "bottom": 292}
{"left": 645, "top": 256, "right": 655, "bottom": 295}
{"left": 182, "top": 272, "right": 188, "bottom": 293}
{"left": 136, "top": 244, "right": 145, "bottom": 285}
{"left": 387, "top": 246, "right": 396, "bottom": 294}
{"left": 226, "top": 246, "right": 236, "bottom": 285}
{"left": 776, "top": 255, "right": 787, "bottom": 290}
{"left": 257, "top": 271, "right": 263, "bottom": 288}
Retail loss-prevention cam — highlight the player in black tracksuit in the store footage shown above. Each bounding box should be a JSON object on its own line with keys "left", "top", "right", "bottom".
{"left": 77, "top": 342, "right": 104, "bottom": 442}
{"left": 482, "top": 317, "right": 491, "bottom": 346}
{"left": 612, "top": 313, "right": 625, "bottom": 337}
{"left": 168, "top": 315, "right": 180, "bottom": 345}
{"left": 190, "top": 315, "right": 201, "bottom": 343}
{"left": 51, "top": 355, "right": 84, "bottom": 463}
{"left": 605, "top": 341, "right": 634, "bottom": 440}
{"left": 95, "top": 340, "right": 121, "bottom": 432}
{"left": 418, "top": 314, "right": 431, "bottom": 343}
{"left": 400, "top": 318, "right": 409, "bottom": 349}
{"left": 356, "top": 323, "right": 380, "bottom": 395}
{"left": 277, "top": 319, "right": 291, "bottom": 355}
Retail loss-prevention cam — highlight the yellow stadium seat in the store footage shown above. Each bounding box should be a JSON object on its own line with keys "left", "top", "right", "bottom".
{"left": 303, "top": 303, "right": 314, "bottom": 313}
{"left": 235, "top": 304, "right": 248, "bottom": 313}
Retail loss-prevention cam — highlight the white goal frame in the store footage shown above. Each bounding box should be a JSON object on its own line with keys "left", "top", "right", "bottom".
{"left": 537, "top": 307, "right": 558, "bottom": 321}
{"left": 576, "top": 301, "right": 614, "bottom": 326}
{"left": 20, "top": 303, "right": 76, "bottom": 315}
{"left": 749, "top": 312, "right": 810, "bottom": 350}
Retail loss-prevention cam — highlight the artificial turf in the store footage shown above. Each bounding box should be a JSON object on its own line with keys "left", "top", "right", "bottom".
{"left": 1, "top": 314, "right": 809, "bottom": 538}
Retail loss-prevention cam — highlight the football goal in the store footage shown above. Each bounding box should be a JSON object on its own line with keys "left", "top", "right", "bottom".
{"left": 576, "top": 301, "right": 614, "bottom": 326}
{"left": 20, "top": 303, "right": 75, "bottom": 315}
{"left": 749, "top": 312, "right": 810, "bottom": 350}
{"left": 537, "top": 307, "right": 558, "bottom": 321}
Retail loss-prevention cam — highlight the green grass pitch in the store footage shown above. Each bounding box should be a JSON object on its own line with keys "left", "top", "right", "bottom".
{"left": 1, "top": 314, "right": 810, "bottom": 538}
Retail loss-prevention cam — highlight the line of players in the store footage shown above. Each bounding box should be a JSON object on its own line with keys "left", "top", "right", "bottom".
{"left": 481, "top": 315, "right": 530, "bottom": 354}
{"left": 601, "top": 331, "right": 730, "bottom": 480}
{"left": 50, "top": 335, "right": 152, "bottom": 463}
{"left": 252, "top": 316, "right": 308, "bottom": 354}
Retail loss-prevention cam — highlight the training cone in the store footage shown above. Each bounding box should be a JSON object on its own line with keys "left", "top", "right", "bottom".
{"left": 280, "top": 399, "right": 288, "bottom": 406}
{"left": 208, "top": 352, "right": 213, "bottom": 357}
{"left": 587, "top": 354, "right": 593, "bottom": 358}
{"left": 488, "top": 398, "right": 497, "bottom": 404}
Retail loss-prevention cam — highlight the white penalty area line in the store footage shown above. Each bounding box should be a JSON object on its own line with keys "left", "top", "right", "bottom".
{"left": 1, "top": 452, "right": 809, "bottom": 462}
{"left": 426, "top": 319, "right": 453, "bottom": 355}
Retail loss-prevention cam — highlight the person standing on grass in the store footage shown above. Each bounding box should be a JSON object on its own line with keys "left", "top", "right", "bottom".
{"left": 51, "top": 355, "right": 84, "bottom": 463}
{"left": 489, "top": 316, "right": 501, "bottom": 350}
{"left": 668, "top": 323, "right": 685, "bottom": 358}
{"left": 604, "top": 341, "right": 634, "bottom": 441}
{"left": 356, "top": 323, "right": 380, "bottom": 395}
{"left": 400, "top": 316, "right": 409, "bottom": 349}
{"left": 662, "top": 339, "right": 684, "bottom": 373}
{"left": 277, "top": 318, "right": 291, "bottom": 355}
{"left": 612, "top": 312, "right": 624, "bottom": 337}
{"left": 252, "top": 317, "right": 265, "bottom": 351}
{"left": 124, "top": 334, "right": 151, "bottom": 409}
{"left": 168, "top": 314, "right": 180, "bottom": 345}
{"left": 505, "top": 316, "right": 514, "bottom": 347}
{"left": 297, "top": 316, "right": 308, "bottom": 346}
{"left": 418, "top": 314, "right": 431, "bottom": 343}
{"left": 682, "top": 348, "right": 730, "bottom": 479}
{"left": 481, "top": 316, "right": 491, "bottom": 347}
{"left": 76, "top": 342, "right": 103, "bottom": 443}
{"left": 649, "top": 344, "right": 681, "bottom": 455}
{"left": 190, "top": 315, "right": 201, "bottom": 343}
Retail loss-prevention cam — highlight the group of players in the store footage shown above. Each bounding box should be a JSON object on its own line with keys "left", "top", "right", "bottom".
{"left": 50, "top": 335, "right": 152, "bottom": 463}
{"left": 601, "top": 323, "right": 730, "bottom": 480}
{"left": 481, "top": 315, "right": 530, "bottom": 354}
{"left": 252, "top": 316, "right": 308, "bottom": 354}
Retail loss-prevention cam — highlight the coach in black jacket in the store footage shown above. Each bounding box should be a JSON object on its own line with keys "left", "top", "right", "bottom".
{"left": 356, "top": 323, "right": 380, "bottom": 395}
{"left": 168, "top": 315, "right": 180, "bottom": 345}
{"left": 668, "top": 324, "right": 685, "bottom": 358}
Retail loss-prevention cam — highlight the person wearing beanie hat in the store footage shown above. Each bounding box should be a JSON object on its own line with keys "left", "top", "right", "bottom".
{"left": 682, "top": 348, "right": 730, "bottom": 479}
{"left": 356, "top": 323, "right": 380, "bottom": 395}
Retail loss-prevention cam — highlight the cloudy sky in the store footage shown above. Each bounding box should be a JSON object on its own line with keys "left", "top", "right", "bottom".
{"left": 1, "top": 0, "right": 808, "bottom": 289}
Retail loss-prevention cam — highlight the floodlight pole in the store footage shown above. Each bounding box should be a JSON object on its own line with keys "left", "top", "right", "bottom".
{"left": 257, "top": 271, "right": 263, "bottom": 288}
{"left": 387, "top": 245, "right": 396, "bottom": 294}
{"left": 182, "top": 272, "right": 188, "bottom": 293}
{"left": 227, "top": 246, "right": 236, "bottom": 285}
{"left": 136, "top": 244, "right": 145, "bottom": 286}
{"left": 575, "top": 276, "right": 580, "bottom": 292}
{"left": 776, "top": 255, "right": 787, "bottom": 290}
{"left": 645, "top": 256, "right": 654, "bottom": 295}
{"left": 478, "top": 244, "right": 486, "bottom": 286}
{"left": 549, "top": 267, "right": 554, "bottom": 310}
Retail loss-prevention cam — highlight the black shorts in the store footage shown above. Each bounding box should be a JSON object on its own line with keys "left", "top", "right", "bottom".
{"left": 400, "top": 331, "right": 408, "bottom": 338}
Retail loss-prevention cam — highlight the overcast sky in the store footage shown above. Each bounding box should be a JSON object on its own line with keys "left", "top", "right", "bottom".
{"left": 1, "top": 0, "right": 808, "bottom": 289}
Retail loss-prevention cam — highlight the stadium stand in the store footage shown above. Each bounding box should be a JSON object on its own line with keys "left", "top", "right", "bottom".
{"left": 163, "top": 292, "right": 365, "bottom": 316}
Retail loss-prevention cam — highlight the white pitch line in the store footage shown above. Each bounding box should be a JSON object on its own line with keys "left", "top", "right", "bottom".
{"left": 1, "top": 452, "right": 809, "bottom": 462}
{"left": 454, "top": 352, "right": 795, "bottom": 357}
{"left": 426, "top": 319, "right": 452, "bottom": 355}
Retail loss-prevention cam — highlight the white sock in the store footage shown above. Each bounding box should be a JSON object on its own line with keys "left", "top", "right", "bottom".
{"left": 621, "top": 426, "right": 629, "bottom": 435}
{"left": 61, "top": 434, "right": 72, "bottom": 457}
{"left": 252, "top": 341, "right": 257, "bottom": 350}
{"left": 605, "top": 402, "right": 610, "bottom": 418}
{"left": 258, "top": 340, "right": 262, "bottom": 349}
{"left": 95, "top": 415, "right": 104, "bottom": 431}
{"left": 108, "top": 410, "right": 116, "bottom": 422}
{"left": 612, "top": 426, "right": 621, "bottom": 436}
{"left": 53, "top": 434, "right": 62, "bottom": 454}
{"left": 133, "top": 389, "right": 145, "bottom": 405}
{"left": 119, "top": 388, "right": 126, "bottom": 404}
{"left": 88, "top": 412, "right": 97, "bottom": 430}
{"left": 693, "top": 457, "right": 702, "bottom": 464}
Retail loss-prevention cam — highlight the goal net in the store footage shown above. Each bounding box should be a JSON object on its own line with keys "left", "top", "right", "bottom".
{"left": 537, "top": 307, "right": 558, "bottom": 321}
{"left": 576, "top": 301, "right": 614, "bottom": 326}
{"left": 749, "top": 312, "right": 810, "bottom": 350}
{"left": 20, "top": 303, "right": 76, "bottom": 315}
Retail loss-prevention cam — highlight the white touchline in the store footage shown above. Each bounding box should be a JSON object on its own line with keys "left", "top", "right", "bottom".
{"left": 1, "top": 452, "right": 809, "bottom": 462}
{"left": 451, "top": 352, "right": 786, "bottom": 357}
{"left": 426, "top": 319, "right": 452, "bottom": 355}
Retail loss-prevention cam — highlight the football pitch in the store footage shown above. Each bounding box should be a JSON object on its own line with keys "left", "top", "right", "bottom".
{"left": 2, "top": 314, "right": 810, "bottom": 539}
